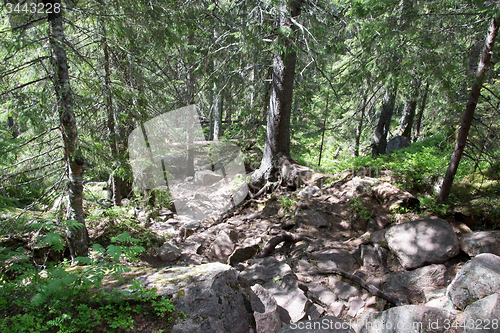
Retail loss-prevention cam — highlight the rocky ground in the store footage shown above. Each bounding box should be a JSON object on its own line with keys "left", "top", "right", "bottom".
{"left": 109, "top": 171, "right": 500, "bottom": 333}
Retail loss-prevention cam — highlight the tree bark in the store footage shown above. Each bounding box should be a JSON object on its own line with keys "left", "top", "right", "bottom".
{"left": 413, "top": 80, "right": 429, "bottom": 142}
{"left": 252, "top": 0, "right": 303, "bottom": 187}
{"left": 102, "top": 23, "right": 121, "bottom": 206}
{"left": 186, "top": 33, "right": 195, "bottom": 177}
{"left": 354, "top": 90, "right": 367, "bottom": 157}
{"left": 372, "top": 79, "right": 397, "bottom": 157}
{"left": 399, "top": 75, "right": 420, "bottom": 139}
{"left": 437, "top": 16, "right": 499, "bottom": 204}
{"left": 44, "top": 0, "right": 88, "bottom": 258}
{"left": 318, "top": 95, "right": 328, "bottom": 166}
{"left": 213, "top": 86, "right": 222, "bottom": 141}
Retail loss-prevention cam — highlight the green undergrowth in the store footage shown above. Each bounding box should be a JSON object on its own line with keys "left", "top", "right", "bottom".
{"left": 0, "top": 215, "right": 179, "bottom": 333}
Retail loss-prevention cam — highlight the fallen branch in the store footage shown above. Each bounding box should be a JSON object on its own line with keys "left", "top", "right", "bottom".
{"left": 257, "top": 232, "right": 312, "bottom": 258}
{"left": 313, "top": 267, "right": 403, "bottom": 306}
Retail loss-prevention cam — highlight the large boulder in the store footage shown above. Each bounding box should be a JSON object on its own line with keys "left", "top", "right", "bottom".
{"left": 447, "top": 253, "right": 500, "bottom": 310}
{"left": 358, "top": 305, "right": 453, "bottom": 333}
{"left": 386, "top": 135, "right": 411, "bottom": 154}
{"left": 125, "top": 263, "right": 254, "bottom": 333}
{"left": 251, "top": 284, "right": 281, "bottom": 333}
{"left": 461, "top": 293, "right": 500, "bottom": 333}
{"left": 262, "top": 275, "right": 310, "bottom": 323}
{"left": 459, "top": 231, "right": 500, "bottom": 257}
{"left": 310, "top": 248, "right": 360, "bottom": 272}
{"left": 385, "top": 217, "right": 460, "bottom": 269}
{"left": 382, "top": 264, "right": 447, "bottom": 304}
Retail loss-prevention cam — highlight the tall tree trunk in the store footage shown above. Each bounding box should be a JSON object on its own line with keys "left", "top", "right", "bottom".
{"left": 318, "top": 95, "right": 329, "bottom": 166}
{"left": 413, "top": 80, "right": 429, "bottom": 142}
{"left": 354, "top": 92, "right": 367, "bottom": 157}
{"left": 102, "top": 24, "right": 121, "bottom": 206}
{"left": 44, "top": 0, "right": 88, "bottom": 258}
{"left": 252, "top": 0, "right": 303, "bottom": 187}
{"left": 399, "top": 75, "right": 420, "bottom": 139}
{"left": 437, "top": 16, "right": 499, "bottom": 204}
{"left": 213, "top": 86, "right": 222, "bottom": 141}
{"left": 186, "top": 33, "right": 195, "bottom": 177}
{"left": 372, "top": 79, "right": 397, "bottom": 157}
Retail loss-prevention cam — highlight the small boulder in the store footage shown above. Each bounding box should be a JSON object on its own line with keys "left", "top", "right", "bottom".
{"left": 263, "top": 275, "right": 309, "bottom": 323}
{"left": 302, "top": 210, "right": 330, "bottom": 229}
{"left": 228, "top": 237, "right": 261, "bottom": 266}
{"left": 461, "top": 293, "right": 500, "bottom": 333}
{"left": 207, "top": 230, "right": 235, "bottom": 263}
{"left": 310, "top": 248, "right": 360, "bottom": 272}
{"left": 240, "top": 257, "right": 292, "bottom": 285}
{"left": 447, "top": 253, "right": 500, "bottom": 310}
{"left": 385, "top": 217, "right": 459, "bottom": 269}
{"left": 386, "top": 135, "right": 411, "bottom": 154}
{"left": 298, "top": 186, "right": 321, "bottom": 200}
{"left": 358, "top": 305, "right": 453, "bottom": 333}
{"left": 157, "top": 242, "right": 182, "bottom": 262}
{"left": 459, "top": 231, "right": 500, "bottom": 257}
{"left": 194, "top": 170, "right": 224, "bottom": 186}
{"left": 251, "top": 284, "right": 282, "bottom": 333}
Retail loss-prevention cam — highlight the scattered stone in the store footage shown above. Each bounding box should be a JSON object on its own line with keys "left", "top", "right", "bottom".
{"left": 329, "top": 301, "right": 345, "bottom": 317}
{"left": 307, "top": 303, "right": 325, "bottom": 320}
{"left": 382, "top": 264, "right": 447, "bottom": 304}
{"left": 228, "top": 238, "right": 262, "bottom": 266}
{"left": 251, "top": 284, "right": 282, "bottom": 333}
{"left": 263, "top": 275, "right": 309, "bottom": 323}
{"left": 461, "top": 293, "right": 500, "bottom": 333}
{"left": 361, "top": 244, "right": 381, "bottom": 273}
{"left": 305, "top": 281, "right": 338, "bottom": 306}
{"left": 358, "top": 305, "right": 453, "bottom": 333}
{"left": 327, "top": 277, "right": 360, "bottom": 300}
{"left": 385, "top": 217, "right": 459, "bottom": 269}
{"left": 207, "top": 230, "right": 235, "bottom": 263}
{"left": 157, "top": 242, "right": 182, "bottom": 262}
{"left": 240, "top": 257, "right": 292, "bottom": 285}
{"left": 341, "top": 177, "right": 377, "bottom": 199}
{"left": 298, "top": 186, "right": 321, "bottom": 200}
{"left": 302, "top": 210, "right": 330, "bottom": 229}
{"left": 347, "top": 297, "right": 365, "bottom": 317}
{"left": 447, "top": 253, "right": 500, "bottom": 310}
{"left": 311, "top": 248, "right": 359, "bottom": 272}
{"left": 459, "top": 231, "right": 500, "bottom": 257}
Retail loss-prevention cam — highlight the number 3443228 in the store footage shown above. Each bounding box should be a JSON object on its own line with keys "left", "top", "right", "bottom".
{"left": 5, "top": 2, "right": 61, "bottom": 14}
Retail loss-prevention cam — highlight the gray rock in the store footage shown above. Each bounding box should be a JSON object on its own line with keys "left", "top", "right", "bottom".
{"left": 194, "top": 170, "right": 224, "bottom": 186}
{"left": 228, "top": 238, "right": 262, "bottom": 266}
{"left": 157, "top": 242, "right": 182, "bottom": 262}
{"left": 124, "top": 263, "right": 254, "bottom": 333}
{"left": 251, "top": 284, "right": 281, "bottom": 333}
{"left": 240, "top": 257, "right": 292, "bottom": 285}
{"left": 207, "top": 230, "right": 235, "bottom": 263}
{"left": 302, "top": 210, "right": 330, "bottom": 229}
{"left": 347, "top": 297, "right": 365, "bottom": 317}
{"left": 361, "top": 244, "right": 382, "bottom": 273}
{"left": 386, "top": 135, "right": 411, "bottom": 154}
{"left": 461, "top": 293, "right": 500, "bottom": 333}
{"left": 383, "top": 264, "right": 447, "bottom": 304}
{"left": 307, "top": 303, "right": 325, "bottom": 320}
{"left": 327, "top": 277, "right": 360, "bottom": 300}
{"left": 263, "top": 275, "right": 310, "bottom": 323}
{"left": 305, "top": 281, "right": 338, "bottom": 306}
{"left": 358, "top": 305, "right": 453, "bottom": 333}
{"left": 277, "top": 317, "right": 355, "bottom": 333}
{"left": 311, "top": 248, "right": 360, "bottom": 272}
{"left": 460, "top": 231, "right": 500, "bottom": 257}
{"left": 329, "top": 301, "right": 345, "bottom": 317}
{"left": 385, "top": 217, "right": 459, "bottom": 269}
{"left": 298, "top": 186, "right": 321, "bottom": 200}
{"left": 447, "top": 253, "right": 500, "bottom": 310}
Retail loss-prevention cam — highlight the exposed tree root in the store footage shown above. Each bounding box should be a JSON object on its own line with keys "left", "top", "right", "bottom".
{"left": 313, "top": 267, "right": 404, "bottom": 306}
{"left": 256, "top": 232, "right": 312, "bottom": 258}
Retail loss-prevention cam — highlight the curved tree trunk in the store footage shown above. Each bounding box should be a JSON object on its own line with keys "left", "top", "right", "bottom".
{"left": 413, "top": 80, "right": 429, "bottom": 142}
{"left": 44, "top": 0, "right": 88, "bottom": 258}
{"left": 437, "top": 16, "right": 499, "bottom": 204}
{"left": 399, "top": 75, "right": 420, "bottom": 139}
{"left": 252, "top": 0, "right": 303, "bottom": 188}
{"left": 372, "top": 79, "right": 397, "bottom": 157}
